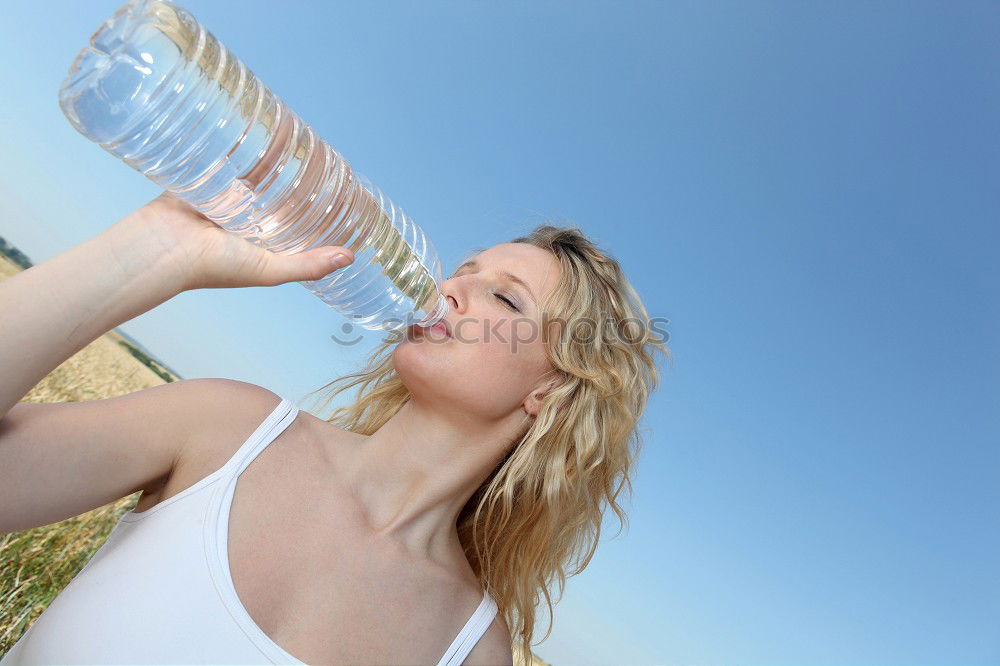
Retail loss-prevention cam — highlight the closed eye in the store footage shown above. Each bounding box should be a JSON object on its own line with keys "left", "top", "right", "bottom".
{"left": 495, "top": 293, "right": 520, "bottom": 312}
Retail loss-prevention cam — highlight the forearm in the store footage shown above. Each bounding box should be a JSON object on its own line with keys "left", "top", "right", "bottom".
{"left": 0, "top": 213, "right": 188, "bottom": 417}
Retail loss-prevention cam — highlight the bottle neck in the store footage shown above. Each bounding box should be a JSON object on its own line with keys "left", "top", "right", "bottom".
{"left": 416, "top": 293, "right": 450, "bottom": 328}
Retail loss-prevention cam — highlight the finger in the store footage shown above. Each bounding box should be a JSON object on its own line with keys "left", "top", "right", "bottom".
{"left": 258, "top": 246, "right": 356, "bottom": 286}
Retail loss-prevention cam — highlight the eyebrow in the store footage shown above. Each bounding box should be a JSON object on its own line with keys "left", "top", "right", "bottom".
{"left": 452, "top": 259, "right": 537, "bottom": 305}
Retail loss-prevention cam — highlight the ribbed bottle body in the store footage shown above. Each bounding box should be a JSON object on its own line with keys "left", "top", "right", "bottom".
{"left": 58, "top": 0, "right": 448, "bottom": 331}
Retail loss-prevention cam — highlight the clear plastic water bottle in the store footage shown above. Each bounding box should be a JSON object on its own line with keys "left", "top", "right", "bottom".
{"left": 58, "top": 0, "right": 449, "bottom": 332}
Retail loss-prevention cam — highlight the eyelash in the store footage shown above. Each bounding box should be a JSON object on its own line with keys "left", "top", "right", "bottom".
{"left": 495, "top": 292, "right": 520, "bottom": 312}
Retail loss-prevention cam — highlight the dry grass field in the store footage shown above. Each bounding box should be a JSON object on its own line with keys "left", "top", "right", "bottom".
{"left": 0, "top": 254, "right": 551, "bottom": 665}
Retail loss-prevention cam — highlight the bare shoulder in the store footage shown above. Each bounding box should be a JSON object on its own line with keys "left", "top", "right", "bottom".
{"left": 174, "top": 378, "right": 285, "bottom": 470}
{"left": 462, "top": 614, "right": 514, "bottom": 666}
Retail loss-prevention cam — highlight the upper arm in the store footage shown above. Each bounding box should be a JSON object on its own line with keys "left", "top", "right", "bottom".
{"left": 462, "top": 615, "right": 514, "bottom": 666}
{"left": 0, "top": 377, "right": 258, "bottom": 534}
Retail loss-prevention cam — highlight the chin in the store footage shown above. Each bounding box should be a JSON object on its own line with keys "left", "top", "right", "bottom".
{"left": 391, "top": 345, "right": 474, "bottom": 411}
{"left": 391, "top": 342, "right": 437, "bottom": 392}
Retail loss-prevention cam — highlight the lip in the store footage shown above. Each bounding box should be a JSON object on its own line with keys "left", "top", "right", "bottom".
{"left": 430, "top": 320, "right": 451, "bottom": 337}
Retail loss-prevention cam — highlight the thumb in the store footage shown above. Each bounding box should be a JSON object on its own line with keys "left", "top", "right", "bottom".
{"left": 259, "top": 246, "right": 355, "bottom": 286}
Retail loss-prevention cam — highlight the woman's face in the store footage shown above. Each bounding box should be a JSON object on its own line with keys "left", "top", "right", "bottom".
{"left": 394, "top": 242, "right": 563, "bottom": 425}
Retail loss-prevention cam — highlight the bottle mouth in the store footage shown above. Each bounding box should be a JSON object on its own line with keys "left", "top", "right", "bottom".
{"left": 366, "top": 293, "right": 448, "bottom": 333}
{"left": 416, "top": 293, "right": 450, "bottom": 328}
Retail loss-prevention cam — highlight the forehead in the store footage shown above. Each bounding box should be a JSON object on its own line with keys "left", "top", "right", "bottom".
{"left": 462, "top": 243, "right": 562, "bottom": 299}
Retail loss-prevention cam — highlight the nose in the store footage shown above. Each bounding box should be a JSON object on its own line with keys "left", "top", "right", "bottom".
{"left": 440, "top": 275, "right": 465, "bottom": 315}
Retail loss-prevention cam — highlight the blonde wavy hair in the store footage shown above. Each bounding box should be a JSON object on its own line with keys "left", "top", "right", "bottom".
{"left": 304, "top": 224, "right": 670, "bottom": 661}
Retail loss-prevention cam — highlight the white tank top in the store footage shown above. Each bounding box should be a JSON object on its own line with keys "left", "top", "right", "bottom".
{"left": 1, "top": 397, "right": 499, "bottom": 665}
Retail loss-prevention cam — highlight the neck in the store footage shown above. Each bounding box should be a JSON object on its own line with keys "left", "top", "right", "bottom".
{"left": 341, "top": 399, "right": 525, "bottom": 560}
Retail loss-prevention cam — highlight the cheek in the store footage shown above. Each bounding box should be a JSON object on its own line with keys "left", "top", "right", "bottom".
{"left": 466, "top": 333, "right": 550, "bottom": 398}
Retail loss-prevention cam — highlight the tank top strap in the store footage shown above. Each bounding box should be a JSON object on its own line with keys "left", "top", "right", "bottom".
{"left": 202, "top": 396, "right": 306, "bottom": 664}
{"left": 436, "top": 590, "right": 500, "bottom": 666}
{"left": 222, "top": 396, "right": 300, "bottom": 480}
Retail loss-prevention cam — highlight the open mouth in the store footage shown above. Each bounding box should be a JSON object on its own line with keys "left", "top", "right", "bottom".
{"left": 409, "top": 320, "right": 451, "bottom": 340}
{"left": 429, "top": 321, "right": 451, "bottom": 337}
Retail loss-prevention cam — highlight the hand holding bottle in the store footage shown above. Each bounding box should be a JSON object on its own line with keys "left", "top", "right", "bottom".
{"left": 60, "top": 0, "right": 448, "bottom": 330}
{"left": 126, "top": 192, "right": 355, "bottom": 292}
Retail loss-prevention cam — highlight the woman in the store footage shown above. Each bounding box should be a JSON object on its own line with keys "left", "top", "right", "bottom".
{"left": 0, "top": 193, "right": 668, "bottom": 665}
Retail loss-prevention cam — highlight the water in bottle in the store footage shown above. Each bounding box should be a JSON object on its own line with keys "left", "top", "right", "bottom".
{"left": 58, "top": 0, "right": 449, "bottom": 331}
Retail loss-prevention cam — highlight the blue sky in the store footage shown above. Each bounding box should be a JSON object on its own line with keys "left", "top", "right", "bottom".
{"left": 2, "top": 1, "right": 998, "bottom": 663}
